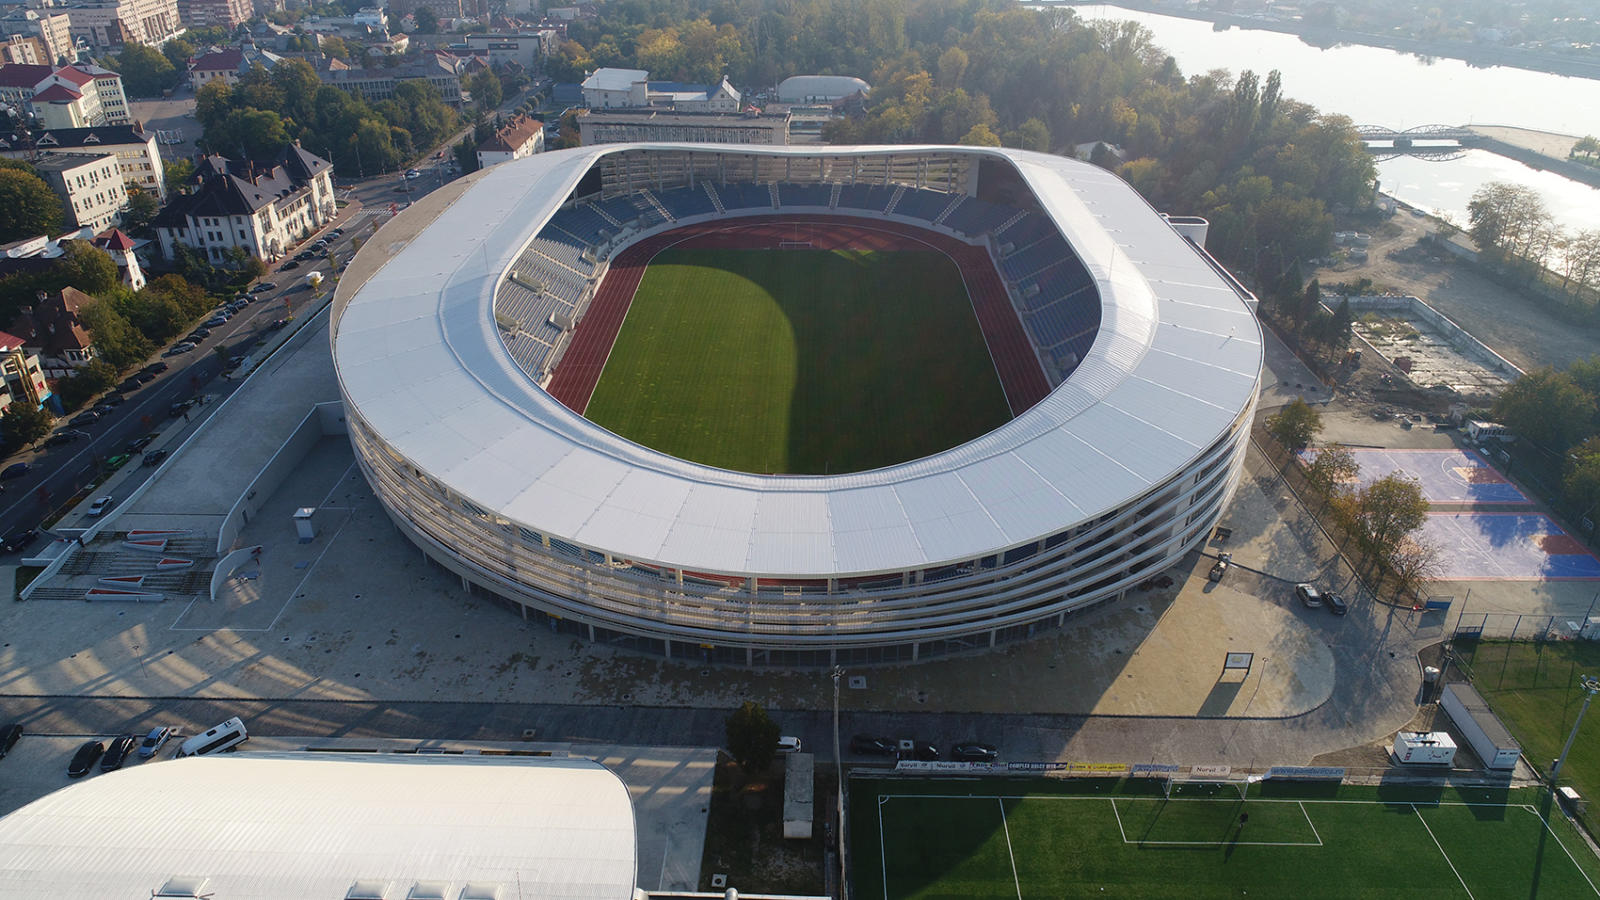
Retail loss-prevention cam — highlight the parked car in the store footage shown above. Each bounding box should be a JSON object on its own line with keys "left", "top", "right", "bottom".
{"left": 0, "top": 722, "right": 21, "bottom": 757}
{"left": 294, "top": 251, "right": 315, "bottom": 262}
{"left": 163, "top": 342, "right": 196, "bottom": 357}
{"left": 138, "top": 726, "right": 174, "bottom": 758}
{"left": 850, "top": 735, "right": 897, "bottom": 756}
{"left": 143, "top": 362, "right": 168, "bottom": 374}
{"left": 134, "top": 372, "right": 157, "bottom": 384}
{"left": 87, "top": 496, "right": 115, "bottom": 517}
{"left": 169, "top": 400, "right": 194, "bottom": 418}
{"left": 126, "top": 435, "right": 155, "bottom": 453}
{"left": 100, "top": 734, "right": 136, "bottom": 772}
{"left": 3, "top": 529, "right": 39, "bottom": 553}
{"left": 405, "top": 168, "right": 421, "bottom": 179}
{"left": 250, "top": 282, "right": 275, "bottom": 293}
{"left": 950, "top": 743, "right": 999, "bottom": 763}
{"left": 268, "top": 318, "right": 290, "bottom": 330}
{"left": 205, "top": 315, "right": 228, "bottom": 327}
{"left": 71, "top": 410, "right": 101, "bottom": 426}
{"left": 330, "top": 227, "right": 344, "bottom": 237}
{"left": 281, "top": 259, "right": 301, "bottom": 271}
{"left": 67, "top": 740, "right": 104, "bottom": 777}
{"left": 188, "top": 328, "right": 210, "bottom": 341}
{"left": 1, "top": 462, "right": 30, "bottom": 480}
{"left": 776, "top": 736, "right": 802, "bottom": 753}
{"left": 1326, "top": 592, "right": 1348, "bottom": 616}
{"left": 44, "top": 429, "right": 89, "bottom": 447}
{"left": 1208, "top": 552, "right": 1231, "bottom": 582}
{"left": 143, "top": 449, "right": 168, "bottom": 467}
{"left": 104, "top": 453, "right": 131, "bottom": 470}
{"left": 118, "top": 377, "right": 143, "bottom": 393}
{"left": 1295, "top": 583, "right": 1323, "bottom": 608}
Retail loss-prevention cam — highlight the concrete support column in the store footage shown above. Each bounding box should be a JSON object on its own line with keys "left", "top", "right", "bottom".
{"left": 912, "top": 642, "right": 919, "bottom": 662}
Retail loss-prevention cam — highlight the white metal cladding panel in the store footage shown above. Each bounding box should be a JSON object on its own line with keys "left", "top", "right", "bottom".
{"left": 1069, "top": 402, "right": 1197, "bottom": 482}
{"left": 895, "top": 472, "right": 1007, "bottom": 562}
{"left": 335, "top": 144, "right": 1263, "bottom": 577}
{"left": 0, "top": 754, "right": 636, "bottom": 900}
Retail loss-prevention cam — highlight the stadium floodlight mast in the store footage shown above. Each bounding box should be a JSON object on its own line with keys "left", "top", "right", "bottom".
{"left": 1550, "top": 674, "right": 1600, "bottom": 785}
{"left": 831, "top": 665, "right": 848, "bottom": 900}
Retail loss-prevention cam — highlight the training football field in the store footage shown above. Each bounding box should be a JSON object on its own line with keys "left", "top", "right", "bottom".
{"left": 850, "top": 777, "right": 1600, "bottom": 898}
{"left": 584, "top": 247, "right": 1011, "bottom": 475}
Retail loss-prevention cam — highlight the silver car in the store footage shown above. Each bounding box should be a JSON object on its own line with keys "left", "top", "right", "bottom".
{"left": 137, "top": 726, "right": 173, "bottom": 758}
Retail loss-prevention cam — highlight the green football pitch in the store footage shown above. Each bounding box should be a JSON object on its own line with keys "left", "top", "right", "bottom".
{"left": 850, "top": 777, "right": 1600, "bottom": 899}
{"left": 583, "top": 247, "right": 1012, "bottom": 475}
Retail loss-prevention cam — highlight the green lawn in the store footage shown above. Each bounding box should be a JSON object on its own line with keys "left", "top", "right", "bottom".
{"left": 1456, "top": 639, "right": 1600, "bottom": 836}
{"left": 850, "top": 777, "right": 1600, "bottom": 899}
{"left": 584, "top": 248, "right": 1011, "bottom": 474}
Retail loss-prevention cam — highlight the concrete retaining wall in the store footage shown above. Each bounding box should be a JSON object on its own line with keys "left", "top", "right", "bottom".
{"left": 1338, "top": 294, "right": 1523, "bottom": 381}
{"left": 217, "top": 400, "right": 348, "bottom": 555}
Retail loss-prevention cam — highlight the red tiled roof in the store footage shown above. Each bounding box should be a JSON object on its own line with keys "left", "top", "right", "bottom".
{"left": 191, "top": 49, "right": 244, "bottom": 72}
{"left": 95, "top": 228, "right": 134, "bottom": 251}
{"left": 0, "top": 63, "right": 51, "bottom": 88}
{"left": 0, "top": 329, "right": 25, "bottom": 350}
{"left": 30, "top": 83, "right": 80, "bottom": 103}
{"left": 54, "top": 66, "right": 94, "bottom": 86}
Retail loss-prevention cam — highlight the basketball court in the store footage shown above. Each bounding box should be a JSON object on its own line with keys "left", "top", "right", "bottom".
{"left": 1424, "top": 512, "right": 1600, "bottom": 580}
{"left": 1344, "top": 448, "right": 1527, "bottom": 504}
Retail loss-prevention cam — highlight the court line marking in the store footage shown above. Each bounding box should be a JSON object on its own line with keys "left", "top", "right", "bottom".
{"left": 997, "top": 798, "right": 1023, "bottom": 900}
{"left": 1412, "top": 803, "right": 1474, "bottom": 900}
{"left": 877, "top": 795, "right": 890, "bottom": 900}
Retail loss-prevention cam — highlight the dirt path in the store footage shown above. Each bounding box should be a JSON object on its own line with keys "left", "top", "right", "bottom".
{"left": 1312, "top": 208, "right": 1600, "bottom": 373}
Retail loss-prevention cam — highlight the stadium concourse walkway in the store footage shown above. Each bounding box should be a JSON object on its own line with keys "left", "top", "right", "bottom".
{"left": 545, "top": 215, "right": 1053, "bottom": 417}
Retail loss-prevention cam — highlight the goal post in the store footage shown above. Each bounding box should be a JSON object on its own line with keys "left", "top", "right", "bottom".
{"left": 1164, "top": 770, "right": 1251, "bottom": 802}
{"left": 778, "top": 240, "right": 813, "bottom": 249}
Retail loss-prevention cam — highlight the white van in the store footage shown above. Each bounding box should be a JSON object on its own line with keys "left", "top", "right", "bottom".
{"left": 176, "top": 717, "right": 247, "bottom": 758}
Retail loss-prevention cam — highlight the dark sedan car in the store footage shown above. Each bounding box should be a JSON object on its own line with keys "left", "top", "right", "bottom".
{"left": 3, "top": 530, "right": 38, "bottom": 553}
{"left": 1, "top": 462, "right": 30, "bottom": 480}
{"left": 850, "top": 735, "right": 897, "bottom": 756}
{"left": 281, "top": 259, "right": 301, "bottom": 271}
{"left": 1327, "top": 592, "right": 1349, "bottom": 616}
{"left": 0, "top": 722, "right": 21, "bottom": 757}
{"left": 250, "top": 282, "right": 276, "bottom": 293}
{"left": 950, "top": 742, "right": 999, "bottom": 763}
{"left": 67, "top": 740, "right": 104, "bottom": 777}
{"left": 143, "top": 362, "right": 169, "bottom": 374}
{"left": 143, "top": 449, "right": 169, "bottom": 467}
{"left": 100, "top": 734, "right": 137, "bottom": 772}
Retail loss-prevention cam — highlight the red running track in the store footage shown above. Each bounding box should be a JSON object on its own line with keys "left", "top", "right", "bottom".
{"left": 543, "top": 215, "right": 1053, "bottom": 417}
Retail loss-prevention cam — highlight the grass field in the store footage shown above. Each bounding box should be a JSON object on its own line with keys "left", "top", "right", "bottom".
{"left": 1457, "top": 639, "right": 1600, "bottom": 836}
{"left": 850, "top": 776, "right": 1600, "bottom": 898}
{"left": 583, "top": 247, "right": 1011, "bottom": 474}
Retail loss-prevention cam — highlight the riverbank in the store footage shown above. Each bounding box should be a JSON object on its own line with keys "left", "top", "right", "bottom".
{"left": 1039, "top": 0, "right": 1600, "bottom": 82}
{"left": 1465, "top": 126, "right": 1600, "bottom": 191}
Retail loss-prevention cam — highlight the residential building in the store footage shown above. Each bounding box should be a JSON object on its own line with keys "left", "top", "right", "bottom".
{"left": 8, "top": 286, "right": 98, "bottom": 378}
{"left": 0, "top": 34, "right": 47, "bottom": 65}
{"left": 175, "top": 0, "right": 252, "bottom": 29}
{"left": 460, "top": 29, "right": 557, "bottom": 69}
{"left": 577, "top": 108, "right": 791, "bottom": 146}
{"left": 151, "top": 144, "right": 335, "bottom": 263}
{"left": 476, "top": 112, "right": 541, "bottom": 168}
{"left": 187, "top": 47, "right": 242, "bottom": 87}
{"left": 352, "top": 6, "right": 385, "bottom": 27}
{"left": 0, "top": 11, "right": 75, "bottom": 67}
{"left": 27, "top": 63, "right": 130, "bottom": 128}
{"left": 321, "top": 53, "right": 465, "bottom": 104}
{"left": 579, "top": 67, "right": 647, "bottom": 108}
{"left": 34, "top": 152, "right": 127, "bottom": 232}
{"left": 0, "top": 331, "right": 49, "bottom": 413}
{"left": 0, "top": 124, "right": 167, "bottom": 201}
{"left": 93, "top": 227, "right": 144, "bottom": 290}
{"left": 0, "top": 63, "right": 53, "bottom": 108}
{"left": 66, "top": 0, "right": 184, "bottom": 50}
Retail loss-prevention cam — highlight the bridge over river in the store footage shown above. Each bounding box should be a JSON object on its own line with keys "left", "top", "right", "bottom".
{"left": 1357, "top": 125, "right": 1484, "bottom": 160}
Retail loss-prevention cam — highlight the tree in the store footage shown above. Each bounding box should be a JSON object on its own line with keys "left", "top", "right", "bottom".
{"left": 453, "top": 136, "right": 479, "bottom": 174}
{"left": 1, "top": 401, "right": 53, "bottom": 449}
{"left": 1003, "top": 118, "right": 1050, "bottom": 153}
{"left": 1493, "top": 367, "right": 1596, "bottom": 451}
{"left": 1388, "top": 536, "right": 1442, "bottom": 601}
{"left": 1325, "top": 297, "right": 1354, "bottom": 349}
{"left": 1304, "top": 443, "right": 1357, "bottom": 498}
{"left": 1564, "top": 437, "right": 1600, "bottom": 520}
{"left": 122, "top": 185, "right": 160, "bottom": 233}
{"left": 468, "top": 69, "right": 503, "bottom": 112}
{"left": 724, "top": 701, "right": 779, "bottom": 773}
{"left": 0, "top": 168, "right": 64, "bottom": 242}
{"left": 55, "top": 360, "right": 117, "bottom": 411}
{"left": 56, "top": 241, "right": 120, "bottom": 295}
{"left": 319, "top": 36, "right": 352, "bottom": 61}
{"left": 1266, "top": 398, "right": 1321, "bottom": 449}
{"left": 108, "top": 44, "right": 177, "bottom": 97}
{"left": 412, "top": 6, "right": 438, "bottom": 33}
{"left": 958, "top": 123, "right": 1001, "bottom": 147}
{"left": 164, "top": 158, "right": 195, "bottom": 189}
{"left": 1351, "top": 472, "right": 1428, "bottom": 554}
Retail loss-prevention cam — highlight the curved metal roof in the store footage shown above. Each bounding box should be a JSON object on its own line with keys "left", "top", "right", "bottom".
{"left": 333, "top": 144, "right": 1263, "bottom": 578}
{"left": 0, "top": 753, "right": 636, "bottom": 900}
{"left": 777, "top": 74, "right": 871, "bottom": 101}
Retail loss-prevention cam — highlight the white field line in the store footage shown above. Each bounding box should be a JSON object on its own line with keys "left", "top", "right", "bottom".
{"left": 1299, "top": 802, "right": 1325, "bottom": 847}
{"left": 1109, "top": 798, "right": 1129, "bottom": 843}
{"left": 1107, "top": 797, "right": 1320, "bottom": 847}
{"left": 1412, "top": 804, "right": 1475, "bottom": 900}
{"left": 997, "top": 798, "right": 1023, "bottom": 900}
{"left": 877, "top": 795, "right": 890, "bottom": 900}
{"left": 1518, "top": 804, "right": 1600, "bottom": 897}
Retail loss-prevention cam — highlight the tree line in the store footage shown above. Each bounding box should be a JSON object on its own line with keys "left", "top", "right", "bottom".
{"left": 546, "top": 0, "right": 1375, "bottom": 291}
{"left": 1467, "top": 181, "right": 1600, "bottom": 314}
{"left": 1490, "top": 358, "right": 1600, "bottom": 525}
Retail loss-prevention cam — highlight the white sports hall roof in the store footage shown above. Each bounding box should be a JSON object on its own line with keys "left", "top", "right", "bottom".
{"left": 0, "top": 753, "right": 637, "bottom": 900}
{"left": 333, "top": 144, "right": 1262, "bottom": 578}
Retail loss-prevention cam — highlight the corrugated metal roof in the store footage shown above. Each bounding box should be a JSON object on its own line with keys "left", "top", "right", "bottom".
{"left": 0, "top": 753, "right": 636, "bottom": 900}
{"left": 333, "top": 144, "right": 1263, "bottom": 578}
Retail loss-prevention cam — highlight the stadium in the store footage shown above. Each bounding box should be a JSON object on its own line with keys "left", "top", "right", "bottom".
{"left": 331, "top": 144, "right": 1263, "bottom": 666}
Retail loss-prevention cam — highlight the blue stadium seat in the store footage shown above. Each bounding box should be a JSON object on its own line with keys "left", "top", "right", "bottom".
{"left": 892, "top": 187, "right": 951, "bottom": 222}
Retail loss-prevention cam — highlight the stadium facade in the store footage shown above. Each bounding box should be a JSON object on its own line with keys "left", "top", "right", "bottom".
{"left": 332, "top": 144, "right": 1263, "bottom": 666}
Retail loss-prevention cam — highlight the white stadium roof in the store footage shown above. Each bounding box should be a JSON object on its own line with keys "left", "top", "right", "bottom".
{"left": 333, "top": 144, "right": 1262, "bottom": 578}
{"left": 0, "top": 753, "right": 637, "bottom": 900}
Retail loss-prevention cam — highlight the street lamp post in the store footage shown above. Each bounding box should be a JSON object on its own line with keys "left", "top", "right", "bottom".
{"left": 831, "top": 665, "right": 847, "bottom": 900}
{"left": 1551, "top": 674, "right": 1600, "bottom": 785}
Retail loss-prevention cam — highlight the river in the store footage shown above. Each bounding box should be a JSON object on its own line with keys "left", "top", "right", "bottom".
{"left": 1070, "top": 4, "right": 1600, "bottom": 233}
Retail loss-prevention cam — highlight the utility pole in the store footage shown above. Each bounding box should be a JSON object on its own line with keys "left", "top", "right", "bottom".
{"left": 1551, "top": 674, "right": 1600, "bottom": 785}
{"left": 831, "top": 665, "right": 847, "bottom": 900}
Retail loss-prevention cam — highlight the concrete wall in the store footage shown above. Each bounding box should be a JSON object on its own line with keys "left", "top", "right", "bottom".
{"left": 216, "top": 400, "right": 347, "bottom": 555}
{"left": 1339, "top": 294, "right": 1523, "bottom": 381}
